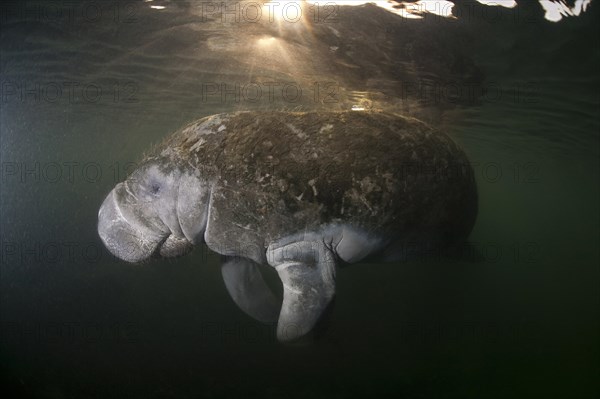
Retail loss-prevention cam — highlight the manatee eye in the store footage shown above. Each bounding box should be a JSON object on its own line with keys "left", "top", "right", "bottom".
{"left": 150, "top": 182, "right": 161, "bottom": 195}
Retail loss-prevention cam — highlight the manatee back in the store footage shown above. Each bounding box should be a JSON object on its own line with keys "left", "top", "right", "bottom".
{"left": 162, "top": 111, "right": 477, "bottom": 246}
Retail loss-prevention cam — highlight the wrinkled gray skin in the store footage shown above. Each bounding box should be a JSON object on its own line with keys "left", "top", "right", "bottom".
{"left": 98, "top": 111, "right": 478, "bottom": 342}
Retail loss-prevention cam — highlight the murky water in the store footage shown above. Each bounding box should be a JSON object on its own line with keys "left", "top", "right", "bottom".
{"left": 1, "top": 1, "right": 598, "bottom": 398}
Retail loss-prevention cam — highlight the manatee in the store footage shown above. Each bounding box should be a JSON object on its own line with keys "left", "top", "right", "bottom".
{"left": 97, "top": 111, "right": 478, "bottom": 342}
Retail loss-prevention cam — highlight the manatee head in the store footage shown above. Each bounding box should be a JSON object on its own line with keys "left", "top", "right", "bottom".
{"left": 98, "top": 156, "right": 210, "bottom": 263}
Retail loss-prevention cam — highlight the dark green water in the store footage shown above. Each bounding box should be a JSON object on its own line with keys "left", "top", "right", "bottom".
{"left": 1, "top": 1, "right": 598, "bottom": 398}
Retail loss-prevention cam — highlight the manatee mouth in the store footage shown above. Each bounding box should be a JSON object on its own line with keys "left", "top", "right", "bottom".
{"left": 152, "top": 234, "right": 194, "bottom": 259}
{"left": 98, "top": 188, "right": 193, "bottom": 263}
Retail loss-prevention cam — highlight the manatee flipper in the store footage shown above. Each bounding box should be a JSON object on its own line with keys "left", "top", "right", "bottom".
{"left": 221, "top": 257, "right": 280, "bottom": 323}
{"left": 267, "top": 241, "right": 337, "bottom": 342}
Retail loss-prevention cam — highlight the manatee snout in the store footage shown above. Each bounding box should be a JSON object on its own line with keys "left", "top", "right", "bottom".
{"left": 98, "top": 179, "right": 193, "bottom": 263}
{"left": 156, "top": 235, "right": 194, "bottom": 258}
